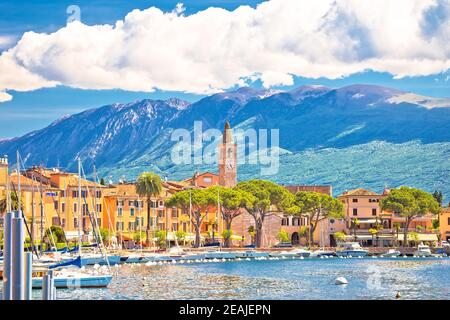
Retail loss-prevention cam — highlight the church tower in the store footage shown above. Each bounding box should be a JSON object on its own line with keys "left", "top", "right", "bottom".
{"left": 218, "top": 121, "right": 237, "bottom": 187}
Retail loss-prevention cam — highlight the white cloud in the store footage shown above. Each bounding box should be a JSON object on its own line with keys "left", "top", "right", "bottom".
{"left": 0, "top": 0, "right": 449, "bottom": 102}
{"left": 0, "top": 91, "right": 12, "bottom": 102}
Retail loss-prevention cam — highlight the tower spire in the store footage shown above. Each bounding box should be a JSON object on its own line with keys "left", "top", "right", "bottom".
{"left": 223, "top": 120, "right": 233, "bottom": 143}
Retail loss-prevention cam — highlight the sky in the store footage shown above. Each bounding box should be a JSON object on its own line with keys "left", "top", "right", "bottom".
{"left": 0, "top": 0, "right": 449, "bottom": 138}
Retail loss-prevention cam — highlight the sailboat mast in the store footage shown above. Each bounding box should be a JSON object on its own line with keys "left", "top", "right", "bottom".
{"left": 77, "top": 157, "right": 82, "bottom": 257}
{"left": 16, "top": 150, "right": 21, "bottom": 213}
{"left": 31, "top": 173, "right": 35, "bottom": 249}
{"left": 39, "top": 166, "right": 44, "bottom": 253}
{"left": 6, "top": 155, "right": 11, "bottom": 213}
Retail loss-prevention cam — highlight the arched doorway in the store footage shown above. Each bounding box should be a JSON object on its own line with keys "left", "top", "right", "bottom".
{"left": 291, "top": 232, "right": 300, "bottom": 245}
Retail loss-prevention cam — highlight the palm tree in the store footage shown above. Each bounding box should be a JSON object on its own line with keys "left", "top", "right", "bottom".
{"left": 0, "top": 191, "right": 19, "bottom": 214}
{"left": 351, "top": 218, "right": 360, "bottom": 242}
{"left": 135, "top": 172, "right": 163, "bottom": 246}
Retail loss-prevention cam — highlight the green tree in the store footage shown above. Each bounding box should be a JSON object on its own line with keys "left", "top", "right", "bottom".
{"left": 351, "top": 218, "right": 360, "bottom": 242}
{"left": 98, "top": 227, "right": 111, "bottom": 244}
{"left": 381, "top": 187, "right": 440, "bottom": 247}
{"left": 155, "top": 230, "right": 167, "bottom": 248}
{"left": 210, "top": 186, "right": 255, "bottom": 247}
{"left": 333, "top": 231, "right": 346, "bottom": 243}
{"left": 368, "top": 228, "right": 378, "bottom": 247}
{"left": 135, "top": 172, "right": 163, "bottom": 246}
{"left": 298, "top": 226, "right": 308, "bottom": 244}
{"left": 293, "top": 191, "right": 344, "bottom": 246}
{"left": 175, "top": 230, "right": 186, "bottom": 242}
{"left": 221, "top": 229, "right": 233, "bottom": 244}
{"left": 432, "top": 190, "right": 443, "bottom": 207}
{"left": 235, "top": 180, "right": 296, "bottom": 248}
{"left": 276, "top": 230, "right": 290, "bottom": 243}
{"left": 165, "top": 188, "right": 215, "bottom": 248}
{"left": 408, "top": 231, "right": 419, "bottom": 245}
{"left": 45, "top": 226, "right": 65, "bottom": 245}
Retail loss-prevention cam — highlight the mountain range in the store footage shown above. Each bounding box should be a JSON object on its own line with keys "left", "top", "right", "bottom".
{"left": 0, "top": 84, "right": 449, "bottom": 199}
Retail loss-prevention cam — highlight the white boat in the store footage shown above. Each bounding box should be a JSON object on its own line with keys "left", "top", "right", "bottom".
{"left": 380, "top": 249, "right": 401, "bottom": 258}
{"left": 204, "top": 251, "right": 237, "bottom": 259}
{"left": 32, "top": 270, "right": 112, "bottom": 288}
{"left": 414, "top": 243, "right": 432, "bottom": 257}
{"left": 237, "top": 250, "right": 270, "bottom": 258}
{"left": 310, "top": 248, "right": 335, "bottom": 258}
{"left": 292, "top": 248, "right": 311, "bottom": 258}
{"left": 269, "top": 250, "right": 296, "bottom": 258}
{"left": 336, "top": 242, "right": 368, "bottom": 257}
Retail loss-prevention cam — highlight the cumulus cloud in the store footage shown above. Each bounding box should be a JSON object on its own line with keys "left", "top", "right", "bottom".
{"left": 0, "top": 0, "right": 449, "bottom": 102}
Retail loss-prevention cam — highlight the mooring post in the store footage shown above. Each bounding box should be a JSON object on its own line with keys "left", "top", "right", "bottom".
{"left": 2, "top": 212, "right": 12, "bottom": 300}
{"left": 25, "top": 252, "right": 33, "bottom": 300}
{"left": 42, "top": 270, "right": 56, "bottom": 300}
{"left": 11, "top": 212, "right": 25, "bottom": 300}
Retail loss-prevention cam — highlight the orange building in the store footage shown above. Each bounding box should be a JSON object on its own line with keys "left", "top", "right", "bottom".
{"left": 440, "top": 207, "right": 450, "bottom": 242}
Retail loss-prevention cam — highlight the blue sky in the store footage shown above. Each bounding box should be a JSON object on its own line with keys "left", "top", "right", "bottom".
{"left": 0, "top": 0, "right": 449, "bottom": 138}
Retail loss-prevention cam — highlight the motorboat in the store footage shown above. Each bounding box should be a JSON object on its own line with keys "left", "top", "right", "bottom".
{"left": 204, "top": 250, "right": 237, "bottom": 259}
{"left": 380, "top": 249, "right": 401, "bottom": 258}
{"left": 269, "top": 250, "right": 296, "bottom": 258}
{"left": 237, "top": 250, "right": 270, "bottom": 259}
{"left": 310, "top": 248, "right": 335, "bottom": 258}
{"left": 414, "top": 243, "right": 432, "bottom": 257}
{"left": 32, "top": 269, "right": 112, "bottom": 289}
{"left": 292, "top": 248, "right": 311, "bottom": 258}
{"left": 79, "top": 253, "right": 121, "bottom": 266}
{"left": 336, "top": 242, "right": 368, "bottom": 257}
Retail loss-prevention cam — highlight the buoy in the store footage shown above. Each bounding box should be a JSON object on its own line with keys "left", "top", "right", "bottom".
{"left": 395, "top": 292, "right": 401, "bottom": 299}
{"left": 335, "top": 277, "right": 348, "bottom": 285}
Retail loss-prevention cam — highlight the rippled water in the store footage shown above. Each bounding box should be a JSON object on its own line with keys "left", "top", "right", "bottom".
{"left": 24, "top": 257, "right": 450, "bottom": 300}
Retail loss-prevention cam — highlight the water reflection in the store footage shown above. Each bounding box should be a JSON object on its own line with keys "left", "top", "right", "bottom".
{"left": 41, "top": 258, "right": 450, "bottom": 300}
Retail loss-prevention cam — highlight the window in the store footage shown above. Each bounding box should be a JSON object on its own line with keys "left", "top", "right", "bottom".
{"left": 81, "top": 190, "right": 87, "bottom": 198}
{"left": 117, "top": 207, "right": 123, "bottom": 217}
{"left": 96, "top": 204, "right": 102, "bottom": 212}
{"left": 203, "top": 177, "right": 212, "bottom": 183}
{"left": 369, "top": 198, "right": 379, "bottom": 203}
{"left": 159, "top": 223, "right": 165, "bottom": 231}
{"left": 95, "top": 190, "right": 102, "bottom": 198}
{"left": 116, "top": 221, "right": 124, "bottom": 231}
{"left": 60, "top": 190, "right": 66, "bottom": 197}
{"left": 150, "top": 200, "right": 157, "bottom": 208}
{"left": 172, "top": 208, "right": 178, "bottom": 218}
{"left": 73, "top": 203, "right": 78, "bottom": 213}
{"left": 130, "top": 208, "right": 135, "bottom": 217}
{"left": 158, "top": 210, "right": 164, "bottom": 218}
{"left": 52, "top": 217, "right": 60, "bottom": 226}
{"left": 137, "top": 200, "right": 144, "bottom": 208}
{"left": 61, "top": 203, "right": 66, "bottom": 213}
{"left": 159, "top": 200, "right": 164, "bottom": 207}
{"left": 54, "top": 201, "right": 58, "bottom": 210}
{"left": 128, "top": 221, "right": 135, "bottom": 231}
{"left": 448, "top": 218, "right": 450, "bottom": 225}
{"left": 72, "top": 190, "right": 78, "bottom": 198}
{"left": 82, "top": 204, "right": 88, "bottom": 216}
{"left": 352, "top": 198, "right": 358, "bottom": 203}
{"left": 353, "top": 208, "right": 358, "bottom": 216}
{"left": 372, "top": 208, "right": 377, "bottom": 216}
{"left": 129, "top": 200, "right": 135, "bottom": 207}
{"left": 117, "top": 199, "right": 124, "bottom": 207}
{"left": 281, "top": 217, "right": 289, "bottom": 226}
{"left": 172, "top": 223, "right": 178, "bottom": 231}
{"left": 136, "top": 217, "right": 142, "bottom": 228}
{"left": 61, "top": 218, "right": 66, "bottom": 228}
{"left": 96, "top": 218, "right": 101, "bottom": 228}
{"left": 74, "top": 218, "right": 78, "bottom": 228}
{"left": 292, "top": 217, "right": 300, "bottom": 226}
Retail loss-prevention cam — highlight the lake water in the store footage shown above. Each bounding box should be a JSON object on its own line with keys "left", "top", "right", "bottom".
{"left": 46, "top": 257, "right": 450, "bottom": 300}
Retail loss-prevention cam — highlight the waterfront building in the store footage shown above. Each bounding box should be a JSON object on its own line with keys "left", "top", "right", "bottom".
{"left": 337, "top": 188, "right": 438, "bottom": 247}
{"left": 440, "top": 207, "right": 450, "bottom": 242}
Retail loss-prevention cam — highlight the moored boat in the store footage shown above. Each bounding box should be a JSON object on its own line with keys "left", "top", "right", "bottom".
{"left": 32, "top": 270, "right": 112, "bottom": 289}
{"left": 414, "top": 243, "right": 432, "bottom": 257}
{"left": 336, "top": 242, "right": 368, "bottom": 257}
{"left": 380, "top": 249, "right": 401, "bottom": 258}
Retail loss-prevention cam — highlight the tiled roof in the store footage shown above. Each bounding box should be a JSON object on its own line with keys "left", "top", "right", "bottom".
{"left": 340, "top": 188, "right": 379, "bottom": 196}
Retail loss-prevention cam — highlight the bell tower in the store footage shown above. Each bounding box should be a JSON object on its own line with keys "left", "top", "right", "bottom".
{"left": 218, "top": 121, "right": 237, "bottom": 187}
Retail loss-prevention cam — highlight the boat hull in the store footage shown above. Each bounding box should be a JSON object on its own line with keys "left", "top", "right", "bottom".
{"left": 336, "top": 250, "right": 368, "bottom": 257}
{"left": 32, "top": 275, "right": 112, "bottom": 289}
